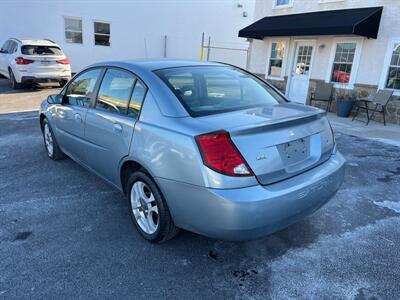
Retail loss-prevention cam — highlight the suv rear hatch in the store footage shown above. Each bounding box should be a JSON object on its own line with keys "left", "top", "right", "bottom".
{"left": 18, "top": 45, "right": 68, "bottom": 75}
{"left": 197, "top": 103, "right": 335, "bottom": 185}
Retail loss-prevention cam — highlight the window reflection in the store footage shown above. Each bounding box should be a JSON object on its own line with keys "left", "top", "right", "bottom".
{"left": 331, "top": 43, "right": 356, "bottom": 84}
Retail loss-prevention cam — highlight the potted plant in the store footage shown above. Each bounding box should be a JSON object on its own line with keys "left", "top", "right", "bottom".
{"left": 335, "top": 89, "right": 356, "bottom": 117}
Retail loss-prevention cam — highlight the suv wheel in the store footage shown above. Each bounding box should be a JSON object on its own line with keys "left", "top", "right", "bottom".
{"left": 127, "top": 171, "right": 179, "bottom": 243}
{"left": 9, "top": 69, "right": 21, "bottom": 89}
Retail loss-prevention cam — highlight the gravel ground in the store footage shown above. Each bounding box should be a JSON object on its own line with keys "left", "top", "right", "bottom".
{"left": 0, "top": 89, "right": 399, "bottom": 299}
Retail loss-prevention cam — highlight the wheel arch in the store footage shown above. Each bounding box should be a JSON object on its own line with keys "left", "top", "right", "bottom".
{"left": 120, "top": 159, "right": 154, "bottom": 195}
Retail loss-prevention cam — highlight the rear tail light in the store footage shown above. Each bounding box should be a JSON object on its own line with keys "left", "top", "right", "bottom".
{"left": 57, "top": 57, "right": 70, "bottom": 65}
{"left": 15, "top": 57, "right": 34, "bottom": 65}
{"left": 195, "top": 131, "right": 254, "bottom": 177}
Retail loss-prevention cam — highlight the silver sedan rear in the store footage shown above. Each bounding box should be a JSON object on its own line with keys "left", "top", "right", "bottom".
{"left": 39, "top": 60, "right": 345, "bottom": 243}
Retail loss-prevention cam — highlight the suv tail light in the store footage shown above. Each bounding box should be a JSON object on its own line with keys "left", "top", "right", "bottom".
{"left": 195, "top": 131, "right": 254, "bottom": 177}
{"left": 15, "top": 57, "right": 34, "bottom": 65}
{"left": 57, "top": 57, "right": 70, "bottom": 65}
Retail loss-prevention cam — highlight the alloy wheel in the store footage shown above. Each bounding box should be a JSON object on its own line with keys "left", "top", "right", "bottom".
{"left": 130, "top": 181, "right": 159, "bottom": 234}
{"left": 43, "top": 123, "right": 54, "bottom": 156}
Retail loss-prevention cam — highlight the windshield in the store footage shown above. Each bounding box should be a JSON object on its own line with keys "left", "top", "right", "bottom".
{"left": 21, "top": 45, "right": 63, "bottom": 56}
{"left": 155, "top": 66, "right": 287, "bottom": 117}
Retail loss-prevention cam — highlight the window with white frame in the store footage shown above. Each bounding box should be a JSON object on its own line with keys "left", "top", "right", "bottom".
{"left": 330, "top": 42, "right": 356, "bottom": 84}
{"left": 64, "top": 17, "right": 83, "bottom": 44}
{"left": 318, "top": 0, "right": 345, "bottom": 3}
{"left": 384, "top": 42, "right": 400, "bottom": 90}
{"left": 273, "top": 0, "right": 293, "bottom": 8}
{"left": 268, "top": 42, "right": 286, "bottom": 78}
{"left": 94, "top": 21, "right": 111, "bottom": 46}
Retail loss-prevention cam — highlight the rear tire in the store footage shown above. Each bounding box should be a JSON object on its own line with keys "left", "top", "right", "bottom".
{"left": 41, "top": 118, "right": 65, "bottom": 160}
{"left": 9, "top": 69, "right": 21, "bottom": 89}
{"left": 127, "top": 171, "right": 179, "bottom": 243}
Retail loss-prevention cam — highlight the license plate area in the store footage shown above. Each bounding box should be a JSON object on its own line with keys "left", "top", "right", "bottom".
{"left": 41, "top": 60, "right": 53, "bottom": 65}
{"left": 279, "top": 137, "right": 310, "bottom": 165}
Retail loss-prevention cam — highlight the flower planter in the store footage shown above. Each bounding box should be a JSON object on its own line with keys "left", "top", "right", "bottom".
{"left": 336, "top": 100, "right": 355, "bottom": 118}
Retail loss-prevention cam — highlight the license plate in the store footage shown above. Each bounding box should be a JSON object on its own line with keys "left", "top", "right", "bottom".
{"left": 283, "top": 138, "right": 308, "bottom": 163}
{"left": 41, "top": 60, "right": 52, "bottom": 65}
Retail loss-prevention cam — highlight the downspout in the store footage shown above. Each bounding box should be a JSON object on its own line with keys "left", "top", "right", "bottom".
{"left": 246, "top": 38, "right": 253, "bottom": 71}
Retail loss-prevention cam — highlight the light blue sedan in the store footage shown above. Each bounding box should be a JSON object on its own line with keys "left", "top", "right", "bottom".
{"left": 39, "top": 60, "right": 345, "bottom": 243}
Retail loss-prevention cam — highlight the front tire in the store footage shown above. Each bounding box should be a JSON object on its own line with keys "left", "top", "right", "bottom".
{"left": 59, "top": 80, "right": 68, "bottom": 87}
{"left": 41, "top": 118, "right": 65, "bottom": 160}
{"left": 9, "top": 69, "right": 21, "bottom": 89}
{"left": 127, "top": 171, "right": 179, "bottom": 243}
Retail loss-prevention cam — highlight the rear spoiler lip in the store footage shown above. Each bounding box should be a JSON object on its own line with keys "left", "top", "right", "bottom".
{"left": 231, "top": 110, "right": 327, "bottom": 136}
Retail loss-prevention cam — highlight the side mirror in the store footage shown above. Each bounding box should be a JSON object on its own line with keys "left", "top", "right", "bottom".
{"left": 47, "top": 94, "right": 63, "bottom": 104}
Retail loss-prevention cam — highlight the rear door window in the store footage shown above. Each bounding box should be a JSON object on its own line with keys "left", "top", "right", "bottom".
{"left": 65, "top": 68, "right": 102, "bottom": 107}
{"left": 95, "top": 68, "right": 136, "bottom": 115}
{"left": 8, "top": 41, "right": 17, "bottom": 53}
{"left": 21, "top": 45, "right": 63, "bottom": 56}
{"left": 128, "top": 79, "right": 147, "bottom": 118}
{"left": 1, "top": 40, "right": 10, "bottom": 53}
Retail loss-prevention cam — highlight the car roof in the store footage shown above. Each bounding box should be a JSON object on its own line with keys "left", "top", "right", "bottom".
{"left": 90, "top": 59, "right": 225, "bottom": 72}
{"left": 11, "top": 38, "right": 59, "bottom": 46}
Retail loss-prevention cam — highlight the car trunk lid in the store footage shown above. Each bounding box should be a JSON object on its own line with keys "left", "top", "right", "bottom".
{"left": 196, "top": 103, "right": 334, "bottom": 185}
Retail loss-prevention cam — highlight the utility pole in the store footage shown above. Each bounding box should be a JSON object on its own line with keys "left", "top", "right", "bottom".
{"left": 200, "top": 32, "right": 205, "bottom": 61}
{"left": 206, "top": 36, "right": 211, "bottom": 61}
{"left": 163, "top": 35, "right": 167, "bottom": 58}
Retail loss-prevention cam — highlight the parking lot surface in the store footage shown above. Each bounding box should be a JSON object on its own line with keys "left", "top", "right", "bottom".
{"left": 0, "top": 89, "right": 400, "bottom": 299}
{"left": 0, "top": 78, "right": 60, "bottom": 113}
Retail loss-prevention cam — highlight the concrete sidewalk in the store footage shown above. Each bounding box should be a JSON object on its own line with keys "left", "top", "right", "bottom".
{"left": 328, "top": 112, "right": 400, "bottom": 147}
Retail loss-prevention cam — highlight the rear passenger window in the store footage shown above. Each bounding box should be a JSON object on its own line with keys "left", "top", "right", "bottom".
{"left": 1, "top": 41, "right": 10, "bottom": 53}
{"left": 65, "top": 69, "right": 101, "bottom": 107}
{"left": 8, "top": 41, "right": 17, "bottom": 53}
{"left": 128, "top": 80, "right": 147, "bottom": 118}
{"left": 96, "top": 69, "right": 135, "bottom": 115}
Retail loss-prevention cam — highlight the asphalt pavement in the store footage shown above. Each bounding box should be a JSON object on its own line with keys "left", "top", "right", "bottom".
{"left": 0, "top": 87, "right": 399, "bottom": 299}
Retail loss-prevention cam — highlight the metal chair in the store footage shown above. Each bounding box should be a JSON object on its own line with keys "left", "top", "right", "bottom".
{"left": 310, "top": 81, "right": 334, "bottom": 112}
{"left": 352, "top": 90, "right": 394, "bottom": 126}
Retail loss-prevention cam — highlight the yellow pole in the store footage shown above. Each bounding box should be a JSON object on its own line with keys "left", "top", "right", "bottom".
{"left": 200, "top": 32, "right": 205, "bottom": 61}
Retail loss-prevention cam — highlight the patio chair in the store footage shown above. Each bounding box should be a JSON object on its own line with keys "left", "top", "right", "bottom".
{"left": 310, "top": 81, "right": 334, "bottom": 112}
{"left": 352, "top": 90, "right": 394, "bottom": 126}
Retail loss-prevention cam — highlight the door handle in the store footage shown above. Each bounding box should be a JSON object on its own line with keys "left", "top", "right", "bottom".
{"left": 74, "top": 113, "right": 82, "bottom": 123}
{"left": 113, "top": 123, "right": 123, "bottom": 134}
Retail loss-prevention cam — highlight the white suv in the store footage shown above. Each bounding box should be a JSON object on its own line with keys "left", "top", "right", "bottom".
{"left": 0, "top": 38, "right": 71, "bottom": 89}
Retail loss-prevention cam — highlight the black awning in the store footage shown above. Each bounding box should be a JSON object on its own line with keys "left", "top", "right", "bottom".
{"left": 239, "top": 7, "right": 383, "bottom": 40}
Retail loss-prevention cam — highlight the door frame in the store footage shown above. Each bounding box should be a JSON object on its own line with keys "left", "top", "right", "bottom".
{"left": 285, "top": 39, "right": 317, "bottom": 103}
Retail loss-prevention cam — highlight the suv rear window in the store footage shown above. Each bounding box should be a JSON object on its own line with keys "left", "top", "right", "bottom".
{"left": 155, "top": 66, "right": 287, "bottom": 117}
{"left": 21, "top": 45, "right": 63, "bottom": 56}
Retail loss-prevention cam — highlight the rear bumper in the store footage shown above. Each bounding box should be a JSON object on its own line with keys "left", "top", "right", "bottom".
{"left": 21, "top": 76, "right": 70, "bottom": 84}
{"left": 157, "top": 151, "right": 345, "bottom": 241}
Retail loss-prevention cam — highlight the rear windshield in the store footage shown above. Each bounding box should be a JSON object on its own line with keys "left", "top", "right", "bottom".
{"left": 155, "top": 66, "right": 287, "bottom": 117}
{"left": 21, "top": 45, "right": 63, "bottom": 56}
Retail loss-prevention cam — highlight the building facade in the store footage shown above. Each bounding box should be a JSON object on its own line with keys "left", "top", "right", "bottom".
{"left": 0, "top": 0, "right": 255, "bottom": 72}
{"left": 242, "top": 0, "right": 400, "bottom": 124}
